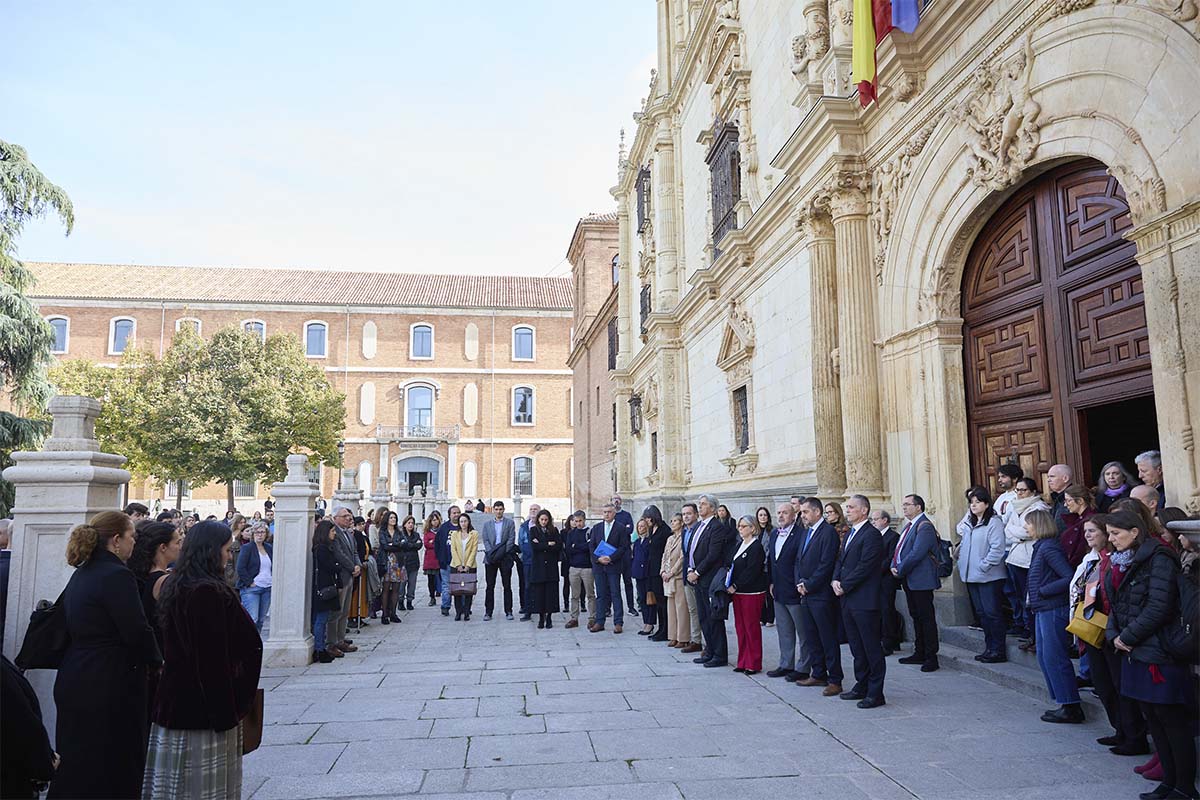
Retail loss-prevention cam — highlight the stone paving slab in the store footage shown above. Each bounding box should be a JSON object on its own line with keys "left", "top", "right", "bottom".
{"left": 246, "top": 602, "right": 1150, "bottom": 799}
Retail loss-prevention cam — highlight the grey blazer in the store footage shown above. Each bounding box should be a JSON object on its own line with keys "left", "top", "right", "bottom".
{"left": 331, "top": 525, "right": 359, "bottom": 585}
{"left": 480, "top": 517, "right": 516, "bottom": 564}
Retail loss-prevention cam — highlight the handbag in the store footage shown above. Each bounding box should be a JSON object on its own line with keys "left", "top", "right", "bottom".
{"left": 449, "top": 570, "right": 478, "bottom": 596}
{"left": 16, "top": 592, "right": 70, "bottom": 671}
{"left": 1066, "top": 601, "right": 1108, "bottom": 649}
{"left": 645, "top": 590, "right": 657, "bottom": 606}
{"left": 241, "top": 688, "right": 265, "bottom": 755}
{"left": 314, "top": 562, "right": 338, "bottom": 602}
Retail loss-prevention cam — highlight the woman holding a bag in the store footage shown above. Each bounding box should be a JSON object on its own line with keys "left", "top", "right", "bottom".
{"left": 450, "top": 513, "right": 479, "bottom": 621}
{"left": 641, "top": 505, "right": 671, "bottom": 641}
{"left": 142, "top": 521, "right": 263, "bottom": 800}
{"left": 376, "top": 511, "right": 405, "bottom": 623}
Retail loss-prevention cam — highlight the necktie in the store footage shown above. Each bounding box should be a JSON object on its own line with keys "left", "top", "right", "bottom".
{"left": 801, "top": 527, "right": 813, "bottom": 555}
{"left": 845, "top": 526, "right": 857, "bottom": 552}
{"left": 893, "top": 522, "right": 912, "bottom": 568}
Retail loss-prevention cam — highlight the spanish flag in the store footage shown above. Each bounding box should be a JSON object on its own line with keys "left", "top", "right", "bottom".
{"left": 853, "top": 0, "right": 921, "bottom": 106}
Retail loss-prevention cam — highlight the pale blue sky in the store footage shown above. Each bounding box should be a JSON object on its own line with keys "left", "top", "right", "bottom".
{"left": 4, "top": 1, "right": 656, "bottom": 277}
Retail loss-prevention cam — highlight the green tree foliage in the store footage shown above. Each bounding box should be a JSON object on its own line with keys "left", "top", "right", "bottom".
{"left": 50, "top": 326, "right": 345, "bottom": 511}
{"left": 1, "top": 140, "right": 75, "bottom": 516}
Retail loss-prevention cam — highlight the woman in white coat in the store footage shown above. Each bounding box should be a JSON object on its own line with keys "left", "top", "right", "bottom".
{"left": 1004, "top": 477, "right": 1049, "bottom": 643}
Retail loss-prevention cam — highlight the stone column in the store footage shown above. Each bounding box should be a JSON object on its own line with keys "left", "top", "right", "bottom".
{"left": 655, "top": 0, "right": 671, "bottom": 94}
{"left": 414, "top": 485, "right": 427, "bottom": 524}
{"left": 2, "top": 396, "right": 130, "bottom": 737}
{"left": 614, "top": 384, "right": 634, "bottom": 493}
{"left": 369, "top": 476, "right": 391, "bottom": 519}
{"left": 798, "top": 197, "right": 847, "bottom": 496}
{"left": 828, "top": 170, "right": 885, "bottom": 499}
{"left": 653, "top": 126, "right": 680, "bottom": 308}
{"left": 264, "top": 454, "right": 319, "bottom": 667}
{"left": 446, "top": 442, "right": 458, "bottom": 499}
{"left": 332, "top": 468, "right": 363, "bottom": 517}
{"left": 616, "top": 202, "right": 633, "bottom": 369}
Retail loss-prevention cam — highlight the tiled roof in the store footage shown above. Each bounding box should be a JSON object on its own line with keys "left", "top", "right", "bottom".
{"left": 580, "top": 211, "right": 618, "bottom": 223}
{"left": 25, "top": 262, "right": 573, "bottom": 310}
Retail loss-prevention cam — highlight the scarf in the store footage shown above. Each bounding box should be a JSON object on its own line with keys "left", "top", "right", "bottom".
{"left": 1103, "top": 484, "right": 1128, "bottom": 498}
{"left": 1010, "top": 494, "right": 1042, "bottom": 516}
{"left": 1110, "top": 549, "right": 1135, "bottom": 569}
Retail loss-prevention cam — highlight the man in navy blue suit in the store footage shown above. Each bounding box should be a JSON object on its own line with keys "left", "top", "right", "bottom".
{"left": 893, "top": 494, "right": 942, "bottom": 671}
{"left": 833, "top": 494, "right": 886, "bottom": 708}
{"left": 688, "top": 494, "right": 733, "bottom": 667}
{"left": 612, "top": 495, "right": 637, "bottom": 613}
{"left": 766, "top": 501, "right": 809, "bottom": 681}
{"left": 589, "top": 503, "right": 631, "bottom": 633}
{"left": 794, "top": 497, "right": 843, "bottom": 696}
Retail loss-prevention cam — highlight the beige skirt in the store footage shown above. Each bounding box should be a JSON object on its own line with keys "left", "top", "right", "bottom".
{"left": 142, "top": 722, "right": 242, "bottom": 800}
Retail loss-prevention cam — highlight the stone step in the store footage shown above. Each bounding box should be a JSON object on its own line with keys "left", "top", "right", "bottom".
{"left": 939, "top": 624, "right": 1042, "bottom": 667}
{"left": 936, "top": 638, "right": 1107, "bottom": 715}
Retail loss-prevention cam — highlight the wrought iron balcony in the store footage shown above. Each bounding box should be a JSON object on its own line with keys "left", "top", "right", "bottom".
{"left": 375, "top": 424, "right": 462, "bottom": 443}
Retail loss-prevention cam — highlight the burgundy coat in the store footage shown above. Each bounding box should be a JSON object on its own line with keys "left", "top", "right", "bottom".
{"left": 1059, "top": 509, "right": 1094, "bottom": 568}
{"left": 153, "top": 581, "right": 262, "bottom": 732}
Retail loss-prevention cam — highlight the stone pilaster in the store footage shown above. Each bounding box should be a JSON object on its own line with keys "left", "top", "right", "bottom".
{"left": 828, "top": 170, "right": 885, "bottom": 499}
{"left": 616, "top": 203, "right": 633, "bottom": 369}
{"left": 614, "top": 383, "right": 634, "bottom": 494}
{"left": 653, "top": 127, "right": 680, "bottom": 309}
{"left": 656, "top": 341, "right": 688, "bottom": 489}
{"left": 798, "top": 197, "right": 847, "bottom": 496}
{"left": 265, "top": 454, "right": 319, "bottom": 667}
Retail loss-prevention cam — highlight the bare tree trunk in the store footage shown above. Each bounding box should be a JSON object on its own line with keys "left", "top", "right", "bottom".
{"left": 226, "top": 481, "right": 235, "bottom": 515}
{"left": 175, "top": 480, "right": 184, "bottom": 511}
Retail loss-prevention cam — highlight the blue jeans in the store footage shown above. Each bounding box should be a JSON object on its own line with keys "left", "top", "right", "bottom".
{"left": 240, "top": 586, "right": 271, "bottom": 633}
{"left": 1035, "top": 605, "right": 1081, "bottom": 705}
{"left": 966, "top": 579, "right": 1006, "bottom": 656}
{"left": 311, "top": 607, "right": 330, "bottom": 653}
{"left": 594, "top": 569, "right": 624, "bottom": 627}
{"left": 440, "top": 566, "right": 452, "bottom": 609}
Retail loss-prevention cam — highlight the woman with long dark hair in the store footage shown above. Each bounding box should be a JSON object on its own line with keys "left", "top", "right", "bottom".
{"left": 398, "top": 514, "right": 424, "bottom": 611}
{"left": 423, "top": 511, "right": 443, "bottom": 605}
{"left": 450, "top": 513, "right": 479, "bottom": 621}
{"left": 128, "top": 521, "right": 182, "bottom": 723}
{"left": 312, "top": 520, "right": 342, "bottom": 662}
{"left": 529, "top": 509, "right": 562, "bottom": 628}
{"left": 142, "top": 521, "right": 263, "bottom": 799}
{"left": 49, "top": 512, "right": 161, "bottom": 800}
{"left": 377, "top": 511, "right": 404, "bottom": 623}
{"left": 641, "top": 505, "right": 671, "bottom": 641}
{"left": 755, "top": 506, "right": 775, "bottom": 626}
{"left": 957, "top": 486, "right": 1008, "bottom": 663}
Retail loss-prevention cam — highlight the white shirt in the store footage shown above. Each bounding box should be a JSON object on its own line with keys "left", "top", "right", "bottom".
{"left": 253, "top": 548, "right": 272, "bottom": 588}
{"left": 774, "top": 523, "right": 794, "bottom": 559}
{"left": 994, "top": 490, "right": 1017, "bottom": 517}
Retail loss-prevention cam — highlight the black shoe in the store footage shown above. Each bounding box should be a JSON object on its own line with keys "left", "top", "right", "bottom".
{"left": 693, "top": 656, "right": 711, "bottom": 664}
{"left": 316, "top": 650, "right": 335, "bottom": 663}
{"left": 465, "top": 613, "right": 471, "bottom": 620}
{"left": 744, "top": 669, "right": 759, "bottom": 676}
{"left": 839, "top": 690, "right": 867, "bottom": 701}
{"left": 537, "top": 619, "right": 545, "bottom": 629}
{"left": 1110, "top": 741, "right": 1152, "bottom": 756}
{"left": 977, "top": 652, "right": 1007, "bottom": 664}
{"left": 382, "top": 617, "right": 390, "bottom": 625}
{"left": 1076, "top": 675, "right": 1093, "bottom": 688}
{"left": 546, "top": 619, "right": 553, "bottom": 629}
{"left": 857, "top": 697, "right": 886, "bottom": 709}
{"left": 733, "top": 667, "right": 747, "bottom": 673}
{"left": 455, "top": 612, "right": 462, "bottom": 621}
{"left": 787, "top": 671, "right": 810, "bottom": 682}
{"left": 441, "top": 608, "right": 450, "bottom": 616}
{"left": 1096, "top": 735, "right": 1121, "bottom": 746}
{"left": 638, "top": 629, "right": 652, "bottom": 636}
{"left": 520, "top": 614, "right": 532, "bottom": 621}
{"left": 766, "top": 668, "right": 791, "bottom": 678}
{"left": 921, "top": 660, "right": 940, "bottom": 672}
{"left": 407, "top": 600, "right": 415, "bottom": 610}
{"left": 1041, "top": 705, "right": 1085, "bottom": 724}
{"left": 429, "top": 597, "right": 436, "bottom": 606}
{"left": 703, "top": 660, "right": 728, "bottom": 668}
{"left": 1138, "top": 786, "right": 1174, "bottom": 800}
{"left": 484, "top": 614, "right": 493, "bottom": 621}
{"left": 897, "top": 654, "right": 924, "bottom": 665}
{"left": 649, "top": 633, "right": 668, "bottom": 642}
{"left": 343, "top": 638, "right": 353, "bottom": 645}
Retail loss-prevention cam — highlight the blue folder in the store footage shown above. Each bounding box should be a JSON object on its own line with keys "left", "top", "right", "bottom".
{"left": 594, "top": 540, "right": 617, "bottom": 559}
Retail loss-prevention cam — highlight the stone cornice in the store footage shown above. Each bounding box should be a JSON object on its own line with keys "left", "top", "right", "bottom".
{"left": 770, "top": 96, "right": 865, "bottom": 175}
{"left": 1126, "top": 200, "right": 1200, "bottom": 262}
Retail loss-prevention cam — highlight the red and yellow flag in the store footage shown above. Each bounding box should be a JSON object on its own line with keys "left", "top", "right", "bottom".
{"left": 852, "top": 0, "right": 896, "bottom": 107}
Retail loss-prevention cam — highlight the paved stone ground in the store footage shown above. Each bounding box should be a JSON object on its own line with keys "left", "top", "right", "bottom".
{"left": 245, "top": 602, "right": 1148, "bottom": 799}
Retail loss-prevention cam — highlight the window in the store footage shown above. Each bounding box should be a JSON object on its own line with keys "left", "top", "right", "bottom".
{"left": 512, "top": 325, "right": 535, "bottom": 361}
{"left": 305, "top": 321, "right": 327, "bottom": 358}
{"left": 410, "top": 324, "right": 433, "bottom": 359}
{"left": 568, "top": 387, "right": 574, "bottom": 428}
{"left": 636, "top": 166, "right": 652, "bottom": 234}
{"left": 242, "top": 320, "right": 266, "bottom": 342}
{"left": 607, "top": 317, "right": 618, "bottom": 370}
{"left": 629, "top": 394, "right": 643, "bottom": 436}
{"left": 165, "top": 480, "right": 190, "bottom": 499}
{"left": 512, "top": 386, "right": 534, "bottom": 425}
{"left": 512, "top": 456, "right": 534, "bottom": 496}
{"left": 109, "top": 317, "right": 135, "bottom": 355}
{"left": 407, "top": 385, "right": 434, "bottom": 429}
{"left": 706, "top": 118, "right": 741, "bottom": 255}
{"left": 356, "top": 461, "right": 373, "bottom": 494}
{"left": 233, "top": 479, "right": 256, "bottom": 498}
{"left": 651, "top": 432, "right": 658, "bottom": 473}
{"left": 639, "top": 284, "right": 652, "bottom": 334}
{"left": 47, "top": 316, "right": 69, "bottom": 354}
{"left": 732, "top": 385, "right": 750, "bottom": 454}
{"left": 305, "top": 460, "right": 322, "bottom": 486}
{"left": 175, "top": 317, "right": 201, "bottom": 335}
{"left": 612, "top": 403, "right": 617, "bottom": 442}
{"left": 611, "top": 253, "right": 620, "bottom": 286}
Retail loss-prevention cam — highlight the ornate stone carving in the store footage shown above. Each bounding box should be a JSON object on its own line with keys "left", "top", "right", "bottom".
{"left": 642, "top": 374, "right": 660, "bottom": 420}
{"left": 872, "top": 119, "right": 939, "bottom": 283}
{"left": 827, "top": 170, "right": 871, "bottom": 218}
{"left": 895, "top": 72, "right": 921, "bottom": 102}
{"left": 1117, "top": 0, "right": 1199, "bottom": 23}
{"left": 1050, "top": 0, "right": 1095, "bottom": 16}
{"left": 716, "top": 299, "right": 755, "bottom": 383}
{"left": 830, "top": 0, "right": 852, "bottom": 45}
{"left": 951, "top": 36, "right": 1042, "bottom": 192}
{"left": 1107, "top": 164, "right": 1168, "bottom": 225}
{"left": 791, "top": 5, "right": 829, "bottom": 80}
{"left": 796, "top": 192, "right": 834, "bottom": 239}
{"left": 823, "top": 57, "right": 853, "bottom": 96}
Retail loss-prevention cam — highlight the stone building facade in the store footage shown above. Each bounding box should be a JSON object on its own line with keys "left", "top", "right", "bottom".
{"left": 566, "top": 213, "right": 621, "bottom": 513}
{"left": 28, "top": 262, "right": 576, "bottom": 518}
{"left": 606, "top": 0, "right": 1200, "bottom": 531}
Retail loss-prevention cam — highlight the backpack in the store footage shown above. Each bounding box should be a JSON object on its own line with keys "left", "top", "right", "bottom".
{"left": 933, "top": 538, "right": 954, "bottom": 579}
{"left": 1159, "top": 562, "right": 1199, "bottom": 664}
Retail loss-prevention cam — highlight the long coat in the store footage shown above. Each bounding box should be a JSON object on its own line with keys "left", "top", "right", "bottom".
{"left": 49, "top": 549, "right": 162, "bottom": 800}
{"left": 529, "top": 525, "right": 563, "bottom": 583}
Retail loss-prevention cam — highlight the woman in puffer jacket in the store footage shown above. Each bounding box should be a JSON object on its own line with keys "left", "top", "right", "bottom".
{"left": 1025, "top": 509, "right": 1083, "bottom": 725}
{"left": 1103, "top": 508, "right": 1194, "bottom": 800}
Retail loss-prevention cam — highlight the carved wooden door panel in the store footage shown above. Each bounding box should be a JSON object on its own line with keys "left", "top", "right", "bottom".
{"left": 962, "top": 160, "right": 1151, "bottom": 488}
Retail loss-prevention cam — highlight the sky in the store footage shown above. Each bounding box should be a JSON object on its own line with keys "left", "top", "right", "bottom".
{"left": 3, "top": 1, "right": 656, "bottom": 278}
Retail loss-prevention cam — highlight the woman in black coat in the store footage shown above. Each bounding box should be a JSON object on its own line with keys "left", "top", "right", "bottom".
{"left": 641, "top": 505, "right": 671, "bottom": 641}
{"left": 528, "top": 509, "right": 562, "bottom": 628}
{"left": 398, "top": 515, "right": 424, "bottom": 611}
{"left": 49, "top": 511, "right": 162, "bottom": 800}
{"left": 312, "top": 520, "right": 343, "bottom": 662}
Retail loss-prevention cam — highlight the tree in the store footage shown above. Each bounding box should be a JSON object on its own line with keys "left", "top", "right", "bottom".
{"left": 1, "top": 140, "right": 75, "bottom": 516}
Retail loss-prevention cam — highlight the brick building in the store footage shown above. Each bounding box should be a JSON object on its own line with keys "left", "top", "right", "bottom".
{"left": 566, "top": 213, "right": 620, "bottom": 515}
{"left": 27, "top": 261, "right": 576, "bottom": 518}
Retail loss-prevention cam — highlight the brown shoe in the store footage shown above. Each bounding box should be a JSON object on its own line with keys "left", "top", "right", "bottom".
{"left": 328, "top": 645, "right": 345, "bottom": 658}
{"left": 613, "top": 625, "right": 623, "bottom": 634}
{"left": 667, "top": 640, "right": 678, "bottom": 647}
{"left": 339, "top": 642, "right": 358, "bottom": 652}
{"left": 822, "top": 683, "right": 843, "bottom": 697}
{"left": 565, "top": 619, "right": 579, "bottom": 629}
{"left": 797, "top": 677, "right": 826, "bottom": 687}
{"left": 680, "top": 643, "right": 702, "bottom": 653}
{"left": 589, "top": 624, "right": 605, "bottom": 633}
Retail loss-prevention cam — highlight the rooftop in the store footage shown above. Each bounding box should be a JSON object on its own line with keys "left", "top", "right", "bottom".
{"left": 25, "top": 261, "right": 573, "bottom": 311}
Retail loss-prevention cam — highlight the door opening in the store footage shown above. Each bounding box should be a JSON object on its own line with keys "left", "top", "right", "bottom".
{"left": 1078, "top": 395, "right": 1158, "bottom": 486}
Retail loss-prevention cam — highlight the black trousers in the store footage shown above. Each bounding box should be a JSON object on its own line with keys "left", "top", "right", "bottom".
{"left": 516, "top": 559, "right": 529, "bottom": 613}
{"left": 1086, "top": 642, "right": 1147, "bottom": 744}
{"left": 880, "top": 577, "right": 904, "bottom": 649}
{"left": 453, "top": 593, "right": 473, "bottom": 616}
{"left": 622, "top": 553, "right": 637, "bottom": 609}
{"left": 484, "top": 557, "right": 514, "bottom": 615}
{"left": 801, "top": 596, "right": 844, "bottom": 684}
{"left": 843, "top": 606, "right": 886, "bottom": 700}
{"left": 903, "top": 585, "right": 938, "bottom": 661}
{"left": 695, "top": 579, "right": 728, "bottom": 663}
{"left": 1142, "top": 700, "right": 1197, "bottom": 796}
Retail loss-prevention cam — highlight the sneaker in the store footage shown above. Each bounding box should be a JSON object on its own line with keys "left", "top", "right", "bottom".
{"left": 484, "top": 614, "right": 493, "bottom": 621}
{"left": 441, "top": 608, "right": 450, "bottom": 616}
{"left": 506, "top": 613, "right": 514, "bottom": 620}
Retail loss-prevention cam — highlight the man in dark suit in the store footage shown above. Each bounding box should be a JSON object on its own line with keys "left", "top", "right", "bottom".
{"left": 590, "top": 503, "right": 631, "bottom": 633}
{"left": 893, "top": 494, "right": 942, "bottom": 671}
{"left": 435, "top": 505, "right": 460, "bottom": 616}
{"left": 329, "top": 506, "right": 362, "bottom": 655}
{"left": 480, "top": 502, "right": 517, "bottom": 620}
{"left": 688, "top": 494, "right": 734, "bottom": 667}
{"left": 871, "top": 509, "right": 904, "bottom": 655}
{"left": 794, "top": 497, "right": 843, "bottom": 695}
{"left": 766, "top": 501, "right": 809, "bottom": 681}
{"left": 612, "top": 495, "right": 637, "bottom": 612}
{"left": 834, "top": 494, "right": 886, "bottom": 708}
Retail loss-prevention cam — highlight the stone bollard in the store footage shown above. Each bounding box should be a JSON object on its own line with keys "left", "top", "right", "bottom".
{"left": 264, "top": 454, "right": 319, "bottom": 667}
{"left": 332, "top": 468, "right": 363, "bottom": 518}
{"left": 2, "top": 395, "right": 131, "bottom": 739}
{"left": 414, "top": 485, "right": 427, "bottom": 524}
{"left": 369, "top": 476, "right": 391, "bottom": 521}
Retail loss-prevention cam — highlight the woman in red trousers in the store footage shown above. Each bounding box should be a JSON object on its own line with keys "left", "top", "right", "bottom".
{"left": 727, "top": 515, "right": 769, "bottom": 675}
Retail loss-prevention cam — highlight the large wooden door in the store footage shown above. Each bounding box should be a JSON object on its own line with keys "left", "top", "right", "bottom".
{"left": 962, "top": 160, "right": 1153, "bottom": 489}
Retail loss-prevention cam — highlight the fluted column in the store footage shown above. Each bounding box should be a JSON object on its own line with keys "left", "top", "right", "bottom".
{"left": 616, "top": 202, "right": 633, "bottom": 368}
{"left": 653, "top": 127, "right": 680, "bottom": 308}
{"left": 655, "top": 0, "right": 671, "bottom": 95}
{"left": 798, "top": 197, "right": 847, "bottom": 496}
{"left": 829, "top": 170, "right": 884, "bottom": 497}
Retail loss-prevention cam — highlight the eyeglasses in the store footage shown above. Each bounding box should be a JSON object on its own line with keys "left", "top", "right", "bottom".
{"left": 1015, "top": 486, "right": 1031, "bottom": 494}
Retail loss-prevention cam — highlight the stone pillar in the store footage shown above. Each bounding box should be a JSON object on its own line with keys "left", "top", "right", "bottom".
{"left": 264, "top": 454, "right": 318, "bottom": 667}
{"left": 512, "top": 492, "right": 523, "bottom": 521}
{"left": 798, "top": 197, "right": 847, "bottom": 496}
{"left": 616, "top": 202, "right": 634, "bottom": 368}
{"left": 613, "top": 383, "right": 634, "bottom": 493}
{"left": 655, "top": 0, "right": 671, "bottom": 95}
{"left": 653, "top": 127, "right": 680, "bottom": 308}
{"left": 369, "top": 476, "right": 391, "bottom": 520}
{"left": 414, "top": 485, "right": 427, "bottom": 524}
{"left": 828, "top": 170, "right": 885, "bottom": 499}
{"left": 2, "top": 396, "right": 130, "bottom": 737}
{"left": 332, "top": 468, "right": 363, "bottom": 517}
{"left": 446, "top": 442, "right": 457, "bottom": 499}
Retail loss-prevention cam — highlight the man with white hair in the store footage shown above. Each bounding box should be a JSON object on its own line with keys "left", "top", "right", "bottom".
{"left": 1135, "top": 450, "right": 1166, "bottom": 512}
{"left": 328, "top": 506, "right": 362, "bottom": 655}
{"left": 1046, "top": 464, "right": 1073, "bottom": 533}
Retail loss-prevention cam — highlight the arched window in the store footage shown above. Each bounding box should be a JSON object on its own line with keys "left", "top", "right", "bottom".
{"left": 512, "top": 325, "right": 535, "bottom": 361}
{"left": 175, "top": 317, "right": 201, "bottom": 335}
{"left": 410, "top": 323, "right": 433, "bottom": 360}
{"left": 46, "top": 316, "right": 69, "bottom": 354}
{"left": 611, "top": 253, "right": 620, "bottom": 285}
{"left": 109, "top": 317, "right": 135, "bottom": 355}
{"left": 512, "top": 456, "right": 534, "bottom": 496}
{"left": 406, "top": 385, "right": 434, "bottom": 429}
{"left": 304, "top": 321, "right": 327, "bottom": 358}
{"left": 512, "top": 386, "right": 534, "bottom": 425}
{"left": 357, "top": 461, "right": 373, "bottom": 494}
{"left": 461, "top": 461, "right": 478, "bottom": 498}
{"left": 242, "top": 319, "right": 266, "bottom": 342}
